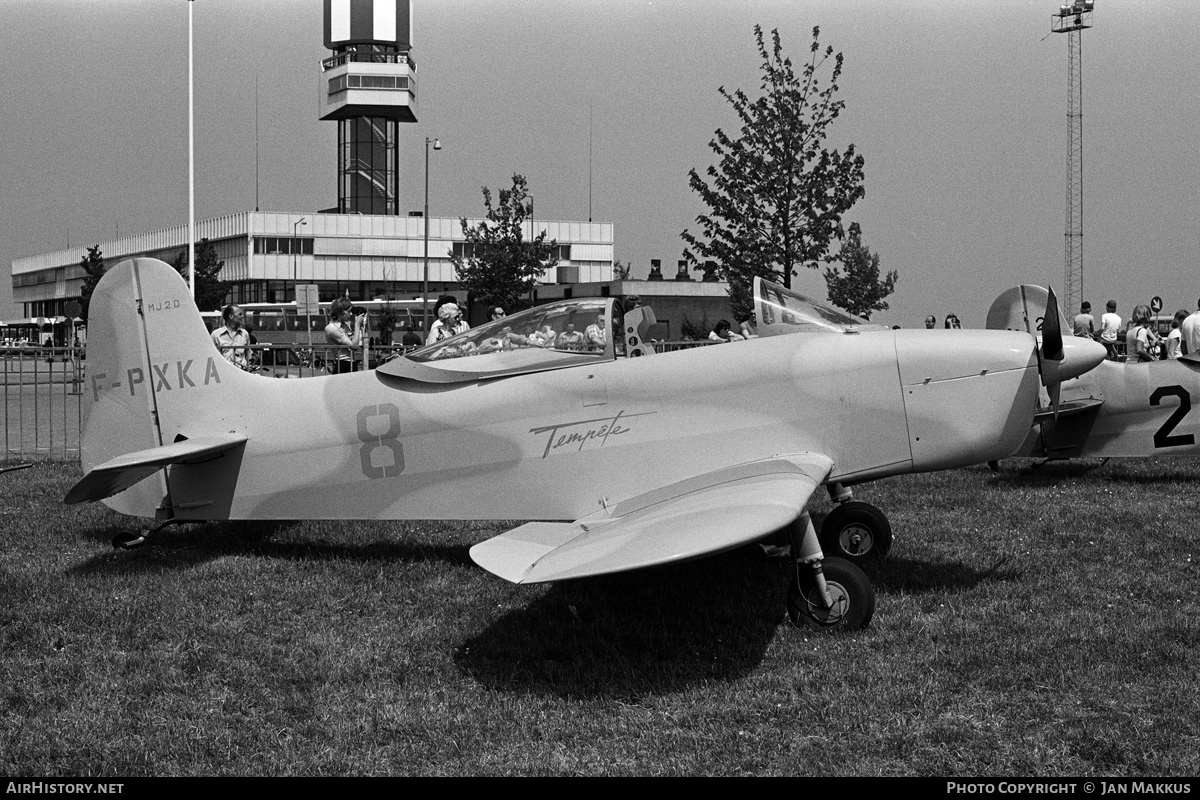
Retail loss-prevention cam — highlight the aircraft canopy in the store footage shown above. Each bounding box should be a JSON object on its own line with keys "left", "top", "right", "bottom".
{"left": 754, "top": 277, "right": 889, "bottom": 336}
{"left": 378, "top": 297, "right": 620, "bottom": 383}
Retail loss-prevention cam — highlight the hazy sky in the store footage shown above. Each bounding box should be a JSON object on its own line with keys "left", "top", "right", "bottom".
{"left": 2, "top": 0, "right": 1197, "bottom": 328}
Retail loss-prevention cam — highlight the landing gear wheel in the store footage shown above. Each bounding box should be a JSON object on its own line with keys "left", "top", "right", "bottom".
{"left": 111, "top": 530, "right": 146, "bottom": 550}
{"left": 787, "top": 557, "right": 875, "bottom": 632}
{"left": 819, "top": 501, "right": 892, "bottom": 563}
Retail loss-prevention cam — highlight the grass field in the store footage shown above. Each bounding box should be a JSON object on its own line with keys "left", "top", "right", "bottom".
{"left": 2, "top": 459, "right": 1198, "bottom": 776}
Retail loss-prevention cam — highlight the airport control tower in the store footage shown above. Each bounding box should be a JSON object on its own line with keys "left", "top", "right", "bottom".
{"left": 319, "top": 0, "right": 417, "bottom": 215}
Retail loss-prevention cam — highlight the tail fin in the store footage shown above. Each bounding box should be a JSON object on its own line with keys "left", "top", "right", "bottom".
{"left": 985, "top": 285, "right": 1069, "bottom": 336}
{"left": 77, "top": 258, "right": 253, "bottom": 516}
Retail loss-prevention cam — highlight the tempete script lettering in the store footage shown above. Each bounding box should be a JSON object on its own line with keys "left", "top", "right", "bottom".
{"left": 530, "top": 410, "right": 655, "bottom": 459}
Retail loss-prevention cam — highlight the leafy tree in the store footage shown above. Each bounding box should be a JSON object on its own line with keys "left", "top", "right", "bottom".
{"left": 450, "top": 174, "right": 558, "bottom": 312}
{"left": 170, "top": 238, "right": 229, "bottom": 311}
{"left": 682, "top": 26, "right": 866, "bottom": 320}
{"left": 77, "top": 244, "right": 105, "bottom": 322}
{"left": 376, "top": 302, "right": 403, "bottom": 346}
{"left": 612, "top": 259, "right": 633, "bottom": 280}
{"left": 822, "top": 223, "right": 897, "bottom": 320}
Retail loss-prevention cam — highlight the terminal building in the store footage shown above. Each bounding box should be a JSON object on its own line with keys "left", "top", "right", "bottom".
{"left": 10, "top": 0, "right": 615, "bottom": 323}
{"left": 11, "top": 212, "right": 613, "bottom": 316}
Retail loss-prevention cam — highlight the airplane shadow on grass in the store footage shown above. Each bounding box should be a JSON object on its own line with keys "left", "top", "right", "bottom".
{"left": 66, "top": 519, "right": 1017, "bottom": 698}
{"left": 453, "top": 546, "right": 1021, "bottom": 699}
{"left": 68, "top": 519, "right": 476, "bottom": 576}
{"left": 985, "top": 456, "right": 1200, "bottom": 487}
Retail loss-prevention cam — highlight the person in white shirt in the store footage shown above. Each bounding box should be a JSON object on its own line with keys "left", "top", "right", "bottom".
{"left": 584, "top": 313, "right": 608, "bottom": 350}
{"left": 1181, "top": 300, "right": 1200, "bottom": 357}
{"left": 708, "top": 319, "right": 745, "bottom": 343}
{"left": 1099, "top": 300, "right": 1122, "bottom": 361}
{"left": 1165, "top": 309, "right": 1188, "bottom": 359}
{"left": 211, "top": 304, "right": 250, "bottom": 370}
{"left": 325, "top": 297, "right": 366, "bottom": 374}
{"left": 428, "top": 303, "right": 470, "bottom": 343}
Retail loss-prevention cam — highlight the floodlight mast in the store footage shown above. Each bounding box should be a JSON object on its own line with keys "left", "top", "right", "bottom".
{"left": 1052, "top": 1, "right": 1095, "bottom": 316}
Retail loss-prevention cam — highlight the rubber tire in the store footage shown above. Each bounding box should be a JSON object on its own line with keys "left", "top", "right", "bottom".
{"left": 819, "top": 500, "right": 892, "bottom": 563}
{"left": 787, "top": 557, "right": 875, "bottom": 632}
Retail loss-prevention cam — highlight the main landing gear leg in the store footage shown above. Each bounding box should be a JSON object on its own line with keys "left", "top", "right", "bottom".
{"left": 819, "top": 483, "right": 893, "bottom": 565}
{"left": 785, "top": 511, "right": 875, "bottom": 632}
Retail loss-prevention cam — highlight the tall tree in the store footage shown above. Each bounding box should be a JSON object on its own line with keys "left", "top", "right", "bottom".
{"left": 682, "top": 26, "right": 866, "bottom": 320}
{"left": 171, "top": 238, "right": 229, "bottom": 311}
{"left": 450, "top": 174, "right": 558, "bottom": 312}
{"left": 77, "top": 245, "right": 105, "bottom": 322}
{"left": 822, "top": 223, "right": 897, "bottom": 320}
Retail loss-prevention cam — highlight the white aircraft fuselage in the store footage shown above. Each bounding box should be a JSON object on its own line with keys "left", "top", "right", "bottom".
{"left": 81, "top": 261, "right": 1044, "bottom": 523}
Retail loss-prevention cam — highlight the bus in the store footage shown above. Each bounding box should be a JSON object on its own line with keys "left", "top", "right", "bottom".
{"left": 2, "top": 317, "right": 77, "bottom": 350}
{"left": 199, "top": 299, "right": 449, "bottom": 369}
{"left": 198, "top": 299, "right": 442, "bottom": 347}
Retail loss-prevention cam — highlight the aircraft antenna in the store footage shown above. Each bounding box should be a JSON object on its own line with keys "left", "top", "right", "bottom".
{"left": 1052, "top": 1, "right": 1095, "bottom": 315}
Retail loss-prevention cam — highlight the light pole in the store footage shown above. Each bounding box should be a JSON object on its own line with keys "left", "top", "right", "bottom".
{"left": 527, "top": 193, "right": 535, "bottom": 308}
{"left": 422, "top": 137, "right": 442, "bottom": 338}
{"left": 187, "top": 0, "right": 194, "bottom": 300}
{"left": 1052, "top": 0, "right": 1095, "bottom": 315}
{"left": 292, "top": 217, "right": 307, "bottom": 290}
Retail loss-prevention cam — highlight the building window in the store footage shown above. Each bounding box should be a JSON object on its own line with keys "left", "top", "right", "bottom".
{"left": 328, "top": 74, "right": 411, "bottom": 97}
{"left": 254, "top": 237, "right": 313, "bottom": 255}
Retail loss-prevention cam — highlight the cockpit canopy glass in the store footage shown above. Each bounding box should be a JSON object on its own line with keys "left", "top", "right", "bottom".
{"left": 754, "top": 277, "right": 889, "bottom": 336}
{"left": 381, "top": 298, "right": 617, "bottom": 382}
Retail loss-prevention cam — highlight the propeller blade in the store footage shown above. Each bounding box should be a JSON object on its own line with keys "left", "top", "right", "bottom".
{"left": 1035, "top": 286, "right": 1106, "bottom": 418}
{"left": 1042, "top": 286, "right": 1064, "bottom": 363}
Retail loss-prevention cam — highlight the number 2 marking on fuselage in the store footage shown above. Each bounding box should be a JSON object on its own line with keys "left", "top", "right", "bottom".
{"left": 1150, "top": 385, "right": 1196, "bottom": 449}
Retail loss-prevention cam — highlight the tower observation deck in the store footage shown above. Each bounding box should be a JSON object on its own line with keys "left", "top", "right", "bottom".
{"left": 319, "top": 0, "right": 417, "bottom": 216}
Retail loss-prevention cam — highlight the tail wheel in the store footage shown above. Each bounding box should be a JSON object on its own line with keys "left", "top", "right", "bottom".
{"left": 111, "top": 530, "right": 146, "bottom": 550}
{"left": 786, "top": 557, "right": 875, "bottom": 632}
{"left": 819, "top": 500, "right": 892, "bottom": 563}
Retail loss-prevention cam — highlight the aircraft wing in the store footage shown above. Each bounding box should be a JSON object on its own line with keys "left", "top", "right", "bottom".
{"left": 64, "top": 434, "right": 248, "bottom": 505}
{"left": 469, "top": 454, "right": 833, "bottom": 584}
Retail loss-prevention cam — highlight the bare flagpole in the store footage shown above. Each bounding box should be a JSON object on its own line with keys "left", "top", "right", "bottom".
{"left": 188, "top": 0, "right": 195, "bottom": 298}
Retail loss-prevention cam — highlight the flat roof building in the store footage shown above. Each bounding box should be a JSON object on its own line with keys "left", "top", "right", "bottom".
{"left": 11, "top": 211, "right": 614, "bottom": 316}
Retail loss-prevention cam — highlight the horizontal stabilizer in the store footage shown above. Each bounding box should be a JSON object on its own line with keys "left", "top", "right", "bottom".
{"left": 64, "top": 434, "right": 248, "bottom": 505}
{"left": 1033, "top": 397, "right": 1104, "bottom": 423}
{"left": 470, "top": 455, "right": 832, "bottom": 583}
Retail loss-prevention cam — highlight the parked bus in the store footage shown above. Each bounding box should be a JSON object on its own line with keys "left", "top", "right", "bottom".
{"left": 198, "top": 299, "right": 451, "bottom": 370}
{"left": 198, "top": 299, "right": 440, "bottom": 346}
{"left": 2, "top": 317, "right": 77, "bottom": 350}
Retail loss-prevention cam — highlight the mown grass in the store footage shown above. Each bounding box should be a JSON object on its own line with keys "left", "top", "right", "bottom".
{"left": 2, "top": 459, "right": 1198, "bottom": 776}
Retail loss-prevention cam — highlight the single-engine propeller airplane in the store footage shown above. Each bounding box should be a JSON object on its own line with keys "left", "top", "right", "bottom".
{"left": 65, "top": 258, "right": 1106, "bottom": 631}
{"left": 987, "top": 285, "right": 1200, "bottom": 461}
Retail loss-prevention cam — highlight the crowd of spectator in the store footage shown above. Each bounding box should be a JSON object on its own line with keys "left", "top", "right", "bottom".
{"left": 1073, "top": 299, "right": 1200, "bottom": 361}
